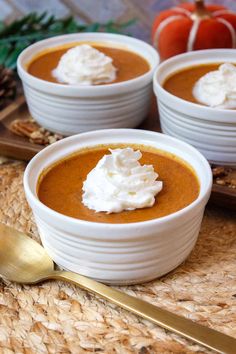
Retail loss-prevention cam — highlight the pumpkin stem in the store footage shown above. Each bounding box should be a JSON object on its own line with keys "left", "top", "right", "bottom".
{"left": 192, "top": 0, "right": 211, "bottom": 20}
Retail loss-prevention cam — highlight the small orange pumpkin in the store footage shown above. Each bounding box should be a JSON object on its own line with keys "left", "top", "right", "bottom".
{"left": 152, "top": 0, "right": 236, "bottom": 60}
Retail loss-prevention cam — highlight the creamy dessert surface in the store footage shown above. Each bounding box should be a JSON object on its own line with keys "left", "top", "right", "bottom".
{"left": 163, "top": 62, "right": 236, "bottom": 108}
{"left": 193, "top": 63, "right": 236, "bottom": 108}
{"left": 37, "top": 144, "right": 199, "bottom": 224}
{"left": 27, "top": 43, "right": 150, "bottom": 85}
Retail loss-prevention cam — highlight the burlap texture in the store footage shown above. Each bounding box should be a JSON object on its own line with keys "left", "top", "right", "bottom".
{"left": 0, "top": 160, "right": 235, "bottom": 354}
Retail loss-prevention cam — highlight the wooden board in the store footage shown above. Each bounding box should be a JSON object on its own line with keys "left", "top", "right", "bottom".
{"left": 0, "top": 97, "right": 235, "bottom": 210}
{"left": 0, "top": 96, "right": 42, "bottom": 160}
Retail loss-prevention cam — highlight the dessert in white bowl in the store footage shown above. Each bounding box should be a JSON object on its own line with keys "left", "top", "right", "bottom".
{"left": 17, "top": 33, "right": 159, "bottom": 136}
{"left": 154, "top": 49, "right": 236, "bottom": 166}
{"left": 24, "top": 129, "right": 212, "bottom": 285}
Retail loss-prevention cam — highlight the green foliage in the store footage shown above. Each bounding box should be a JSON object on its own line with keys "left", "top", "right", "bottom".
{"left": 0, "top": 13, "right": 135, "bottom": 70}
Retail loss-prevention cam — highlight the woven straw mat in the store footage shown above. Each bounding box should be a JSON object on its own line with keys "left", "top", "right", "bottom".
{"left": 0, "top": 158, "right": 235, "bottom": 354}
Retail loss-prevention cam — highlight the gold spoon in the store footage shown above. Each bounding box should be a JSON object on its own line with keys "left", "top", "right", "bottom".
{"left": 0, "top": 222, "right": 235, "bottom": 354}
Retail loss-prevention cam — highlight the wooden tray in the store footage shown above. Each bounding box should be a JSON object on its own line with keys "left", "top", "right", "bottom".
{"left": 0, "top": 96, "right": 41, "bottom": 160}
{"left": 0, "top": 97, "right": 235, "bottom": 210}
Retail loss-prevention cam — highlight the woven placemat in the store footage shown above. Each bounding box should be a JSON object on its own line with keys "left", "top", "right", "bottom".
{"left": 0, "top": 159, "right": 235, "bottom": 354}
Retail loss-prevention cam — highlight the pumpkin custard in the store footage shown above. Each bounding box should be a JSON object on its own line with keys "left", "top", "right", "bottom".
{"left": 163, "top": 62, "right": 236, "bottom": 108}
{"left": 27, "top": 43, "right": 150, "bottom": 84}
{"left": 37, "top": 144, "right": 199, "bottom": 224}
{"left": 163, "top": 64, "right": 220, "bottom": 104}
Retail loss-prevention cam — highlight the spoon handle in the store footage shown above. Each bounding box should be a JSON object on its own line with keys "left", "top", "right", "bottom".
{"left": 50, "top": 270, "right": 236, "bottom": 353}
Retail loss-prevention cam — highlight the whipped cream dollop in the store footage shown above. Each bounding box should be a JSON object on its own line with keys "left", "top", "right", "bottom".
{"left": 193, "top": 63, "right": 236, "bottom": 109}
{"left": 53, "top": 44, "right": 117, "bottom": 85}
{"left": 82, "top": 148, "right": 163, "bottom": 213}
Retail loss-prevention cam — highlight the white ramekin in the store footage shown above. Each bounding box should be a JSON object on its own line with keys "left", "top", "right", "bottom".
{"left": 17, "top": 33, "right": 159, "bottom": 136}
{"left": 24, "top": 129, "right": 212, "bottom": 285}
{"left": 153, "top": 49, "right": 236, "bottom": 166}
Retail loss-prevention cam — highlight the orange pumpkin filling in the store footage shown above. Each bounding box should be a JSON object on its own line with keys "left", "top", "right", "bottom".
{"left": 163, "top": 63, "right": 232, "bottom": 105}
{"left": 37, "top": 144, "right": 199, "bottom": 223}
{"left": 27, "top": 44, "right": 150, "bottom": 84}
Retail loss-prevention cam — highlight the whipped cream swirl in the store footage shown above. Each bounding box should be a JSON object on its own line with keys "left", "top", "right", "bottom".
{"left": 193, "top": 63, "right": 236, "bottom": 109}
{"left": 53, "top": 44, "right": 117, "bottom": 85}
{"left": 82, "top": 148, "right": 163, "bottom": 213}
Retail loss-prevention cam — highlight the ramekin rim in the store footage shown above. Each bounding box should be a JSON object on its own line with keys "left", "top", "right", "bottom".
{"left": 23, "top": 129, "right": 212, "bottom": 229}
{"left": 17, "top": 32, "right": 159, "bottom": 93}
{"left": 153, "top": 48, "right": 236, "bottom": 117}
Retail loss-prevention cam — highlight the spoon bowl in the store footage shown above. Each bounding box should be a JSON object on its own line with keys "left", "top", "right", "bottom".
{"left": 0, "top": 221, "right": 235, "bottom": 354}
{"left": 0, "top": 223, "right": 54, "bottom": 283}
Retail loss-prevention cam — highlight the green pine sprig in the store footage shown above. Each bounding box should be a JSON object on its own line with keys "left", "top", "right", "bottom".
{"left": 0, "top": 12, "right": 135, "bottom": 70}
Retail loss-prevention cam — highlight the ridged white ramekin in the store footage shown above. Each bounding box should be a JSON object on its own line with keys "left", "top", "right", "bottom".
{"left": 153, "top": 49, "right": 236, "bottom": 166}
{"left": 17, "top": 33, "right": 159, "bottom": 136}
{"left": 24, "top": 129, "right": 212, "bottom": 285}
